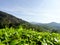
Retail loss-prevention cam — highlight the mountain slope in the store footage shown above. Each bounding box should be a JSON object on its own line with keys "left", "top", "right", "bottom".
{"left": 0, "top": 11, "right": 59, "bottom": 32}
{"left": 0, "top": 11, "right": 28, "bottom": 28}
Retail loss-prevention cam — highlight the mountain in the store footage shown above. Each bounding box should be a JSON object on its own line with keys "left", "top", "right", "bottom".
{"left": 31, "top": 22, "right": 60, "bottom": 29}
{"left": 0, "top": 11, "right": 60, "bottom": 32}
{"left": 48, "top": 22, "right": 60, "bottom": 26}
{"left": 0, "top": 11, "right": 28, "bottom": 28}
{"left": 0, "top": 11, "right": 52, "bottom": 32}
{"left": 47, "top": 22, "right": 60, "bottom": 29}
{"left": 31, "top": 22, "right": 60, "bottom": 33}
{"left": 30, "top": 22, "right": 43, "bottom": 25}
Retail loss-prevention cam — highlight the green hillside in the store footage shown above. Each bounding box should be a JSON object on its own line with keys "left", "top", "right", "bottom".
{"left": 0, "top": 11, "right": 28, "bottom": 28}
{"left": 0, "top": 11, "right": 54, "bottom": 32}
{"left": 0, "top": 11, "right": 60, "bottom": 45}
{"left": 0, "top": 11, "right": 59, "bottom": 33}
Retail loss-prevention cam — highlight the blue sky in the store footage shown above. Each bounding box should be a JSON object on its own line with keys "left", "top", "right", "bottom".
{"left": 0, "top": 0, "right": 60, "bottom": 23}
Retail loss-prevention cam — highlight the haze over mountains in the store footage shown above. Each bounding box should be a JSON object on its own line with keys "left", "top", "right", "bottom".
{"left": 0, "top": 11, "right": 60, "bottom": 32}
{"left": 0, "top": 11, "right": 60, "bottom": 28}
{"left": 31, "top": 22, "right": 60, "bottom": 29}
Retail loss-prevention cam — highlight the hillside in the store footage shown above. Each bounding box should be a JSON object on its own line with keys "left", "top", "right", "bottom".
{"left": 0, "top": 11, "right": 60, "bottom": 45}
{"left": 0, "top": 11, "right": 59, "bottom": 33}
{"left": 30, "top": 22, "right": 60, "bottom": 33}
{"left": 0, "top": 11, "right": 28, "bottom": 28}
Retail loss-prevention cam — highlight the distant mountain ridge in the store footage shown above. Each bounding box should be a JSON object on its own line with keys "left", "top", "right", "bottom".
{"left": 30, "top": 22, "right": 60, "bottom": 29}
{"left": 47, "top": 22, "right": 60, "bottom": 29}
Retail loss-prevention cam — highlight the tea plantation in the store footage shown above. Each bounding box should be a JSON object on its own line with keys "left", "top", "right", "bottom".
{"left": 0, "top": 27, "right": 60, "bottom": 45}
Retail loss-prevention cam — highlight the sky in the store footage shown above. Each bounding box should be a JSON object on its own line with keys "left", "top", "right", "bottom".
{"left": 0, "top": 0, "right": 60, "bottom": 23}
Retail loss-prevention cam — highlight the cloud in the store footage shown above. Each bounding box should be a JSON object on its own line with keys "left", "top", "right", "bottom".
{"left": 1, "top": 0, "right": 60, "bottom": 23}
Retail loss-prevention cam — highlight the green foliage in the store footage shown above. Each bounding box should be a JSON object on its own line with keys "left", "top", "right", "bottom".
{"left": 0, "top": 26, "right": 60, "bottom": 45}
{"left": 0, "top": 11, "right": 28, "bottom": 28}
